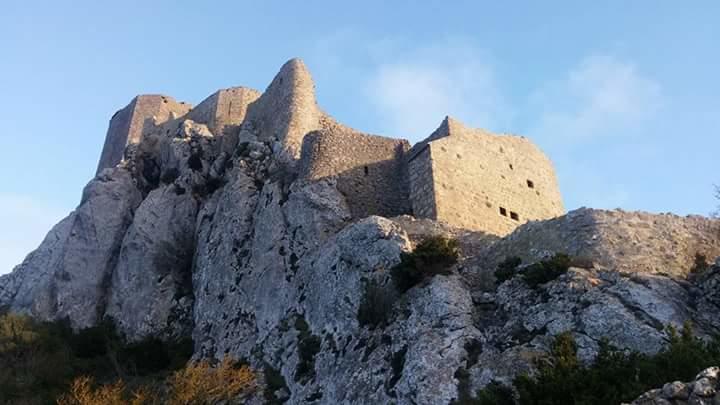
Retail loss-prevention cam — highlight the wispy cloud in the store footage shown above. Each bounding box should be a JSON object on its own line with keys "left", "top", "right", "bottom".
{"left": 0, "top": 193, "right": 67, "bottom": 275}
{"left": 363, "top": 41, "right": 509, "bottom": 142}
{"left": 529, "top": 54, "right": 662, "bottom": 141}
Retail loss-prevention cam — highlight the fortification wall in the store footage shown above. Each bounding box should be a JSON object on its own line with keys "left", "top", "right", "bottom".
{"left": 410, "top": 118, "right": 564, "bottom": 236}
{"left": 407, "top": 146, "right": 436, "bottom": 218}
{"left": 96, "top": 95, "right": 191, "bottom": 174}
{"left": 299, "top": 123, "right": 411, "bottom": 218}
{"left": 187, "top": 87, "right": 260, "bottom": 137}
{"left": 245, "top": 59, "right": 321, "bottom": 160}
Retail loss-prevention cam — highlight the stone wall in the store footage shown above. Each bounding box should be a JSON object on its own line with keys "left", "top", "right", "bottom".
{"left": 187, "top": 87, "right": 260, "bottom": 137}
{"left": 96, "top": 95, "right": 191, "bottom": 174}
{"left": 409, "top": 117, "right": 564, "bottom": 236}
{"left": 244, "top": 58, "right": 321, "bottom": 160}
{"left": 299, "top": 122, "right": 411, "bottom": 218}
{"left": 407, "top": 146, "right": 436, "bottom": 219}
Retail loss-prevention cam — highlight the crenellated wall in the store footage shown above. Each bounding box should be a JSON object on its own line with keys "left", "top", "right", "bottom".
{"left": 299, "top": 122, "right": 411, "bottom": 218}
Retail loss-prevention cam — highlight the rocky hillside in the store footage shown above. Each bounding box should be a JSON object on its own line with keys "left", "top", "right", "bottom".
{"left": 2, "top": 59, "right": 720, "bottom": 404}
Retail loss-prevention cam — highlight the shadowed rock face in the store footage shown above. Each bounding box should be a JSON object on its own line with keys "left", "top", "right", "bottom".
{"left": 1, "top": 59, "right": 720, "bottom": 404}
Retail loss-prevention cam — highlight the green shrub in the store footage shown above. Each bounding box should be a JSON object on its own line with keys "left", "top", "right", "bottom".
{"left": 0, "top": 314, "right": 194, "bottom": 404}
{"left": 473, "top": 381, "right": 516, "bottom": 405}
{"left": 294, "top": 317, "right": 321, "bottom": 383}
{"left": 513, "top": 322, "right": 720, "bottom": 405}
{"left": 522, "top": 253, "right": 571, "bottom": 288}
{"left": 495, "top": 257, "right": 522, "bottom": 283}
{"left": 391, "top": 236, "right": 460, "bottom": 293}
{"left": 357, "top": 280, "right": 395, "bottom": 329}
{"left": 690, "top": 252, "right": 709, "bottom": 275}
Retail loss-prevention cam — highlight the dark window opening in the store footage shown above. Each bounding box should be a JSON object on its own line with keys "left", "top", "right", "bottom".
{"left": 510, "top": 212, "right": 519, "bottom": 221}
{"left": 363, "top": 166, "right": 369, "bottom": 176}
{"left": 499, "top": 207, "right": 507, "bottom": 216}
{"left": 509, "top": 164, "right": 514, "bottom": 170}
{"left": 527, "top": 180, "right": 535, "bottom": 188}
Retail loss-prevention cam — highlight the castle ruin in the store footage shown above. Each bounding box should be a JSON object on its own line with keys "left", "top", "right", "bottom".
{"left": 96, "top": 58, "right": 564, "bottom": 236}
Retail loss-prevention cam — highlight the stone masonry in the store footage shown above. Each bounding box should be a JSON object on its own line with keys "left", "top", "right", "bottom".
{"left": 408, "top": 116, "right": 564, "bottom": 236}
{"left": 96, "top": 58, "right": 564, "bottom": 236}
{"left": 96, "top": 95, "right": 191, "bottom": 174}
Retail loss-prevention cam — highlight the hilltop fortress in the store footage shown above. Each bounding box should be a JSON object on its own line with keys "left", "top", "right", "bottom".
{"left": 97, "top": 58, "right": 564, "bottom": 236}
{"left": 4, "top": 58, "right": 720, "bottom": 405}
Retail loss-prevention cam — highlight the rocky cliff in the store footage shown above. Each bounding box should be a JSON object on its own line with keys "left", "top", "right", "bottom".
{"left": 1, "top": 59, "right": 720, "bottom": 404}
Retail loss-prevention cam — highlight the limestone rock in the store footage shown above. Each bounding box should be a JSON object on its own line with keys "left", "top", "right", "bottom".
{"left": 630, "top": 367, "right": 720, "bottom": 404}
{"left": 0, "top": 168, "right": 141, "bottom": 328}
{"left": 106, "top": 185, "right": 198, "bottom": 340}
{"left": 3, "top": 58, "right": 720, "bottom": 405}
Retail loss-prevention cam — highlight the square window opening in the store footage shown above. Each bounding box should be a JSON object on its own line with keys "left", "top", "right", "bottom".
{"left": 499, "top": 207, "right": 507, "bottom": 217}
{"left": 527, "top": 180, "right": 534, "bottom": 188}
{"left": 510, "top": 212, "right": 519, "bottom": 221}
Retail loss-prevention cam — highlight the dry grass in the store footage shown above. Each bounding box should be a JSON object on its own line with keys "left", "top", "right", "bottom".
{"left": 166, "top": 357, "right": 256, "bottom": 404}
{"left": 56, "top": 376, "right": 149, "bottom": 405}
{"left": 55, "top": 356, "right": 256, "bottom": 405}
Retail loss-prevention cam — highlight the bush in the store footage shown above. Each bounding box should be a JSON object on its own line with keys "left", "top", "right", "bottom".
{"left": 0, "top": 314, "right": 194, "bottom": 404}
{"left": 690, "top": 252, "right": 709, "bottom": 275}
{"left": 294, "top": 317, "right": 321, "bottom": 384}
{"left": 357, "top": 280, "right": 395, "bottom": 329}
{"left": 57, "top": 377, "right": 149, "bottom": 405}
{"left": 512, "top": 322, "right": 720, "bottom": 404}
{"left": 473, "top": 381, "right": 516, "bottom": 405}
{"left": 391, "top": 236, "right": 460, "bottom": 293}
{"left": 57, "top": 357, "right": 256, "bottom": 405}
{"left": 495, "top": 257, "right": 522, "bottom": 283}
{"left": 166, "top": 357, "right": 256, "bottom": 404}
{"left": 522, "top": 253, "right": 571, "bottom": 289}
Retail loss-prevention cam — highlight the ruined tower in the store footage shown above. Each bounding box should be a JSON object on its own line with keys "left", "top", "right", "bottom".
{"left": 95, "top": 59, "right": 564, "bottom": 237}
{"left": 407, "top": 116, "right": 564, "bottom": 236}
{"left": 96, "top": 95, "right": 192, "bottom": 174}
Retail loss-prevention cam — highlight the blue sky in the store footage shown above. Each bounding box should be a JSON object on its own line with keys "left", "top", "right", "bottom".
{"left": 1, "top": 1, "right": 719, "bottom": 274}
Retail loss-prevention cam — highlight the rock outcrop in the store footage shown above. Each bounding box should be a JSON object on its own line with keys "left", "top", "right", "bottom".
{"left": 629, "top": 367, "right": 719, "bottom": 404}
{"left": 1, "top": 59, "right": 719, "bottom": 404}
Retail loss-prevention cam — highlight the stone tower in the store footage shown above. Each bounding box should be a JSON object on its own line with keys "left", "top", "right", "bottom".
{"left": 96, "top": 95, "right": 192, "bottom": 174}
{"left": 407, "top": 117, "right": 564, "bottom": 236}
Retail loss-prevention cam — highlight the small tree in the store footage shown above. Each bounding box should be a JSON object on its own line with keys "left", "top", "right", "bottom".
{"left": 391, "top": 236, "right": 460, "bottom": 293}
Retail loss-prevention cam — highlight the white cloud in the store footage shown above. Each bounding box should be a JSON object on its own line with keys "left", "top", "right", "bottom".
{"left": 0, "top": 193, "right": 67, "bottom": 275}
{"left": 364, "top": 43, "right": 509, "bottom": 142}
{"left": 529, "top": 54, "right": 662, "bottom": 141}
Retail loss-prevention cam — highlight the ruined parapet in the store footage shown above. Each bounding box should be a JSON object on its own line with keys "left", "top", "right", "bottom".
{"left": 96, "top": 95, "right": 192, "bottom": 174}
{"left": 186, "top": 87, "right": 260, "bottom": 137}
{"left": 299, "top": 121, "right": 411, "bottom": 218}
{"left": 408, "top": 117, "right": 564, "bottom": 236}
{"left": 244, "top": 58, "right": 321, "bottom": 160}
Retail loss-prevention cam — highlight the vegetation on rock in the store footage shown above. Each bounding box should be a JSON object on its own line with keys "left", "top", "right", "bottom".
{"left": 391, "top": 235, "right": 460, "bottom": 293}
{"left": 474, "top": 322, "right": 720, "bottom": 405}
{"left": 495, "top": 256, "right": 522, "bottom": 283}
{"left": 0, "top": 314, "right": 255, "bottom": 404}
{"left": 357, "top": 280, "right": 395, "bottom": 328}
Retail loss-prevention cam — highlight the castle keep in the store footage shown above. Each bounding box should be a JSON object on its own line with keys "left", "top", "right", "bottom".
{"left": 96, "top": 58, "right": 564, "bottom": 236}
